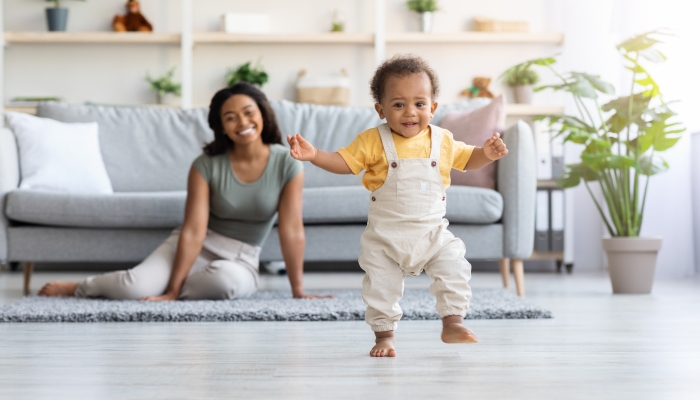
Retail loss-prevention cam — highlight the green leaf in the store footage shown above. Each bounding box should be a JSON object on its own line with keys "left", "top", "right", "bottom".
{"left": 638, "top": 154, "right": 669, "bottom": 176}
{"left": 616, "top": 29, "right": 672, "bottom": 53}
{"left": 568, "top": 76, "right": 597, "bottom": 99}
{"left": 639, "top": 48, "right": 667, "bottom": 63}
{"left": 533, "top": 57, "right": 557, "bottom": 66}
{"left": 571, "top": 72, "right": 615, "bottom": 95}
{"left": 557, "top": 163, "right": 598, "bottom": 188}
{"left": 226, "top": 61, "right": 268, "bottom": 87}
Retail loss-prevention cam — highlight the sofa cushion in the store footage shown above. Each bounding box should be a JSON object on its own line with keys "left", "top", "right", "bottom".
{"left": 37, "top": 103, "right": 212, "bottom": 193}
{"left": 302, "top": 185, "right": 502, "bottom": 224}
{"left": 5, "top": 190, "right": 186, "bottom": 228}
{"left": 445, "top": 186, "right": 503, "bottom": 224}
{"left": 442, "top": 95, "right": 506, "bottom": 190}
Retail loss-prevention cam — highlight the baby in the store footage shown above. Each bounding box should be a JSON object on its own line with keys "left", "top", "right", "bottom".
{"left": 288, "top": 55, "right": 508, "bottom": 357}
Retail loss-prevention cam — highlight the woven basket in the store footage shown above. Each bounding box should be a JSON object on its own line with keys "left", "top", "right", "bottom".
{"left": 473, "top": 16, "right": 529, "bottom": 32}
{"left": 295, "top": 69, "right": 350, "bottom": 106}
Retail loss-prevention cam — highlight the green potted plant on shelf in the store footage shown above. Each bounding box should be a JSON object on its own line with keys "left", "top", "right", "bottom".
{"left": 226, "top": 61, "right": 269, "bottom": 87}
{"left": 531, "top": 30, "right": 684, "bottom": 294}
{"left": 500, "top": 62, "right": 540, "bottom": 104}
{"left": 406, "top": 0, "right": 438, "bottom": 33}
{"left": 145, "top": 68, "right": 182, "bottom": 106}
{"left": 44, "top": 0, "right": 86, "bottom": 32}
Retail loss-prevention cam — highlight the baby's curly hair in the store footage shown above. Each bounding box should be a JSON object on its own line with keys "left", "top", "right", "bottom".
{"left": 370, "top": 54, "right": 440, "bottom": 103}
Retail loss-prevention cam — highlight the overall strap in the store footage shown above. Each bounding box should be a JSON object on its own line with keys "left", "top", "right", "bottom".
{"left": 377, "top": 123, "right": 399, "bottom": 161}
{"left": 428, "top": 125, "right": 443, "bottom": 161}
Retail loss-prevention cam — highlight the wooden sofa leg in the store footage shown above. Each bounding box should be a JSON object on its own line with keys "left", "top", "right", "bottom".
{"left": 512, "top": 258, "right": 525, "bottom": 297}
{"left": 499, "top": 258, "right": 510, "bottom": 288}
{"left": 23, "top": 262, "right": 35, "bottom": 296}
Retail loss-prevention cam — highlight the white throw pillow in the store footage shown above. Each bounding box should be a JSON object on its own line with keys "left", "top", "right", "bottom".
{"left": 4, "top": 112, "right": 113, "bottom": 194}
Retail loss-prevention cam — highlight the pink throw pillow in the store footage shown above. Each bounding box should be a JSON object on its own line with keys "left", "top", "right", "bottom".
{"left": 441, "top": 95, "right": 506, "bottom": 190}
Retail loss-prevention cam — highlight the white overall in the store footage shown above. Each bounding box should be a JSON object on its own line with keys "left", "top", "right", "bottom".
{"left": 359, "top": 123, "right": 472, "bottom": 332}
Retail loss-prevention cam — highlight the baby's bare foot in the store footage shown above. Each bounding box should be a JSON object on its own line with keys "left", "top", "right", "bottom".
{"left": 38, "top": 281, "right": 78, "bottom": 297}
{"left": 441, "top": 315, "right": 479, "bottom": 344}
{"left": 370, "top": 331, "right": 396, "bottom": 357}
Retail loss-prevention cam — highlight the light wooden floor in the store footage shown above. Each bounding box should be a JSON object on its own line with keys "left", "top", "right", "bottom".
{"left": 1, "top": 269, "right": 699, "bottom": 400}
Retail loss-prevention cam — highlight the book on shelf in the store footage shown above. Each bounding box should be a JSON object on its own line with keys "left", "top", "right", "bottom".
{"left": 535, "top": 120, "right": 566, "bottom": 182}
{"left": 535, "top": 189, "right": 550, "bottom": 252}
{"left": 534, "top": 187, "right": 566, "bottom": 253}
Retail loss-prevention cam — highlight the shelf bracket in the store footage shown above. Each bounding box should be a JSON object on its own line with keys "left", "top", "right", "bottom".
{"left": 181, "top": 0, "right": 193, "bottom": 110}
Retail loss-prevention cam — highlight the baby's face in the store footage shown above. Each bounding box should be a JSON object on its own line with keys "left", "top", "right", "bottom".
{"left": 374, "top": 72, "right": 437, "bottom": 138}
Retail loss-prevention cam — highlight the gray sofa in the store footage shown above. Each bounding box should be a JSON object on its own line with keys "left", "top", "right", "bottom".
{"left": 0, "top": 99, "right": 536, "bottom": 295}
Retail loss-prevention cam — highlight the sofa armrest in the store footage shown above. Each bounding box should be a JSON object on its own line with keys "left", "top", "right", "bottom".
{"left": 0, "top": 127, "right": 20, "bottom": 263}
{"left": 497, "top": 120, "right": 537, "bottom": 259}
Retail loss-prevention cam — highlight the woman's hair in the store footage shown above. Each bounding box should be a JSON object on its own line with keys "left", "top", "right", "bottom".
{"left": 203, "top": 82, "right": 282, "bottom": 155}
{"left": 369, "top": 54, "right": 440, "bottom": 103}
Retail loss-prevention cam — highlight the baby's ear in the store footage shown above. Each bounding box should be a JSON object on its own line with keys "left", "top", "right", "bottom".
{"left": 374, "top": 103, "right": 385, "bottom": 120}
{"left": 430, "top": 101, "right": 438, "bottom": 117}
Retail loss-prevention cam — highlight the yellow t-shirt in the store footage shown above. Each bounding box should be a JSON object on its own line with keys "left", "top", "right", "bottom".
{"left": 337, "top": 126, "right": 474, "bottom": 191}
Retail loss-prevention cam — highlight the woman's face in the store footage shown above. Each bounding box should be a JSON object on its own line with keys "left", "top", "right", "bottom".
{"left": 220, "top": 94, "right": 265, "bottom": 146}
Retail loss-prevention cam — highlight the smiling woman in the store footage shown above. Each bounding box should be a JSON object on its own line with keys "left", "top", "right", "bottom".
{"left": 38, "top": 83, "right": 332, "bottom": 301}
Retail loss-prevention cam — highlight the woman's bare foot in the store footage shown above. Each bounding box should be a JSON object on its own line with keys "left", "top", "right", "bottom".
{"left": 38, "top": 281, "right": 78, "bottom": 297}
{"left": 441, "top": 315, "right": 479, "bottom": 344}
{"left": 370, "top": 331, "right": 397, "bottom": 357}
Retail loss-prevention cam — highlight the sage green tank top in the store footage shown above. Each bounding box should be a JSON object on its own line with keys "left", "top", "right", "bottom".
{"left": 192, "top": 144, "right": 303, "bottom": 246}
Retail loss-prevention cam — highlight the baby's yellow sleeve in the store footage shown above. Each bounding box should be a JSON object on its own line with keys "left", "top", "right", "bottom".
{"left": 453, "top": 141, "right": 475, "bottom": 171}
{"left": 337, "top": 128, "right": 375, "bottom": 175}
{"left": 441, "top": 129, "right": 475, "bottom": 171}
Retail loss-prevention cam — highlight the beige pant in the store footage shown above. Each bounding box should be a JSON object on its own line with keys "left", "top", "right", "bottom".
{"left": 74, "top": 229, "right": 260, "bottom": 300}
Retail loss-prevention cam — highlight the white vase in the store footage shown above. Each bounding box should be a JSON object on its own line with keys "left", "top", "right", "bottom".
{"left": 512, "top": 85, "right": 533, "bottom": 104}
{"left": 419, "top": 12, "right": 433, "bottom": 33}
{"left": 602, "top": 237, "right": 662, "bottom": 294}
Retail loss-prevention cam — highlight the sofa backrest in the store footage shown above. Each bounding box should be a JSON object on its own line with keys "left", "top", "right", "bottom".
{"left": 37, "top": 103, "right": 212, "bottom": 192}
{"left": 37, "top": 98, "right": 492, "bottom": 191}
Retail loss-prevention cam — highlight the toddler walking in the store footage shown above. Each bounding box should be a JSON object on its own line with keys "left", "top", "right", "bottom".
{"left": 288, "top": 55, "right": 508, "bottom": 357}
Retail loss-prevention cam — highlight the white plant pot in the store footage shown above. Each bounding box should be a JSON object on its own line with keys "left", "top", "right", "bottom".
{"left": 602, "top": 237, "right": 662, "bottom": 294}
{"left": 419, "top": 12, "right": 433, "bottom": 33}
{"left": 156, "top": 92, "right": 180, "bottom": 107}
{"left": 512, "top": 85, "right": 533, "bottom": 104}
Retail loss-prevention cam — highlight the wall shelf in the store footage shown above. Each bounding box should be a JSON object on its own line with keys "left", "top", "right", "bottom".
{"left": 2, "top": 31, "right": 564, "bottom": 46}
{"left": 193, "top": 32, "right": 374, "bottom": 45}
{"left": 507, "top": 104, "right": 564, "bottom": 116}
{"left": 537, "top": 180, "right": 561, "bottom": 190}
{"left": 3, "top": 32, "right": 180, "bottom": 44}
{"left": 386, "top": 32, "right": 564, "bottom": 44}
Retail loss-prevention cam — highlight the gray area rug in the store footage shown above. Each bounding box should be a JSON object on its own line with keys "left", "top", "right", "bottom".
{"left": 0, "top": 288, "right": 552, "bottom": 322}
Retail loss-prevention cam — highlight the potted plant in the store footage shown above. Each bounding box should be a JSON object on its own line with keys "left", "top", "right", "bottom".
{"left": 532, "top": 30, "right": 684, "bottom": 293}
{"left": 500, "top": 62, "right": 540, "bottom": 104}
{"left": 145, "top": 68, "right": 181, "bottom": 106}
{"left": 45, "top": 0, "right": 85, "bottom": 32}
{"left": 406, "top": 0, "right": 438, "bottom": 33}
{"left": 226, "top": 61, "right": 269, "bottom": 87}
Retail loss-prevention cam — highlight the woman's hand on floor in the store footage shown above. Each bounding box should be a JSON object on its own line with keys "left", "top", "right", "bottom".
{"left": 293, "top": 292, "right": 335, "bottom": 299}
{"left": 141, "top": 292, "right": 179, "bottom": 301}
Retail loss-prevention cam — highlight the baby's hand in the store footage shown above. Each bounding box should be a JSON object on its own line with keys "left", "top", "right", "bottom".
{"left": 483, "top": 132, "right": 508, "bottom": 161}
{"left": 287, "top": 134, "right": 318, "bottom": 162}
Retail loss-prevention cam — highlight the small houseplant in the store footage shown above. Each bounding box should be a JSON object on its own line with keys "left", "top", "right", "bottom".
{"left": 406, "top": 0, "right": 438, "bottom": 33}
{"left": 531, "top": 30, "right": 683, "bottom": 293}
{"left": 145, "top": 68, "right": 181, "bottom": 105}
{"left": 500, "top": 62, "right": 540, "bottom": 104}
{"left": 226, "top": 61, "right": 269, "bottom": 87}
{"left": 45, "top": 0, "right": 86, "bottom": 31}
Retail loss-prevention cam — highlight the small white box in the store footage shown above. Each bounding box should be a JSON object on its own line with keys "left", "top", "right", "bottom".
{"left": 221, "top": 13, "right": 271, "bottom": 34}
